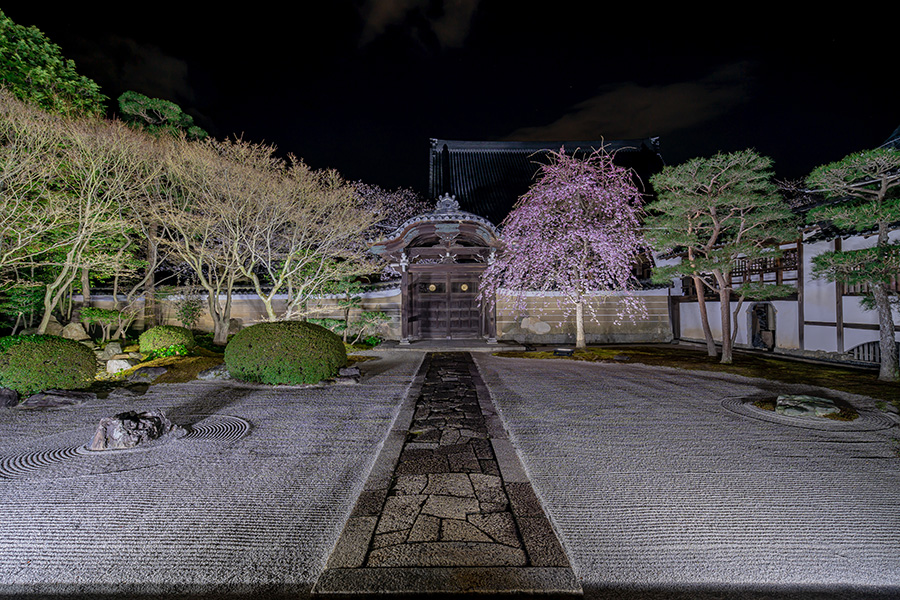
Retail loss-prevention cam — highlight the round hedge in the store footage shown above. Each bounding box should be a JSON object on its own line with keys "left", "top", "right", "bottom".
{"left": 0, "top": 334, "right": 97, "bottom": 395}
{"left": 224, "top": 321, "right": 346, "bottom": 385}
{"left": 139, "top": 325, "right": 195, "bottom": 354}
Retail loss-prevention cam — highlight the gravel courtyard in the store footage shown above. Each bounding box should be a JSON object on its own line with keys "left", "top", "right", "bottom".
{"left": 0, "top": 352, "right": 423, "bottom": 598}
{"left": 1, "top": 349, "right": 898, "bottom": 599}
{"left": 473, "top": 354, "right": 900, "bottom": 599}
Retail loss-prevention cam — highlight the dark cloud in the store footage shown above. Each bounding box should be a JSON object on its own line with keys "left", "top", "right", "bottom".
{"left": 358, "top": 0, "right": 480, "bottom": 48}
{"left": 505, "top": 62, "right": 756, "bottom": 141}
{"left": 85, "top": 36, "right": 195, "bottom": 104}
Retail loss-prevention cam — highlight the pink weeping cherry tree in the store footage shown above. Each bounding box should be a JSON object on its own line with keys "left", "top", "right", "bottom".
{"left": 479, "top": 147, "right": 646, "bottom": 348}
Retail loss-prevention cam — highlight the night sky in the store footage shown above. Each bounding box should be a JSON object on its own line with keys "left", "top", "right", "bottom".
{"left": 5, "top": 3, "right": 896, "bottom": 196}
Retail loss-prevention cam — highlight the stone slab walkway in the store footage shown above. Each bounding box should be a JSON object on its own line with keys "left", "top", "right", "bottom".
{"left": 314, "top": 352, "right": 581, "bottom": 596}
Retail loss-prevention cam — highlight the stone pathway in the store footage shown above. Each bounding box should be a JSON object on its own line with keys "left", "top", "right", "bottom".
{"left": 314, "top": 352, "right": 581, "bottom": 596}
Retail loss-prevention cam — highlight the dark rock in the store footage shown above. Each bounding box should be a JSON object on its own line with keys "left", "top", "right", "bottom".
{"left": 19, "top": 389, "right": 96, "bottom": 408}
{"left": 127, "top": 366, "right": 168, "bottom": 383}
{"left": 776, "top": 394, "right": 839, "bottom": 418}
{"left": 61, "top": 322, "right": 90, "bottom": 341}
{"left": 339, "top": 366, "right": 361, "bottom": 377}
{"left": 613, "top": 354, "right": 630, "bottom": 361}
{"left": 106, "top": 387, "right": 142, "bottom": 399}
{"left": 98, "top": 342, "right": 123, "bottom": 361}
{"left": 334, "top": 375, "right": 360, "bottom": 385}
{"left": 197, "top": 364, "right": 231, "bottom": 380}
{"left": 228, "top": 318, "right": 243, "bottom": 334}
{"left": 89, "top": 410, "right": 177, "bottom": 451}
{"left": 0, "top": 387, "right": 19, "bottom": 408}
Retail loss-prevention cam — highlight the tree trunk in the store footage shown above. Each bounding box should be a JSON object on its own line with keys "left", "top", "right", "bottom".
{"left": 872, "top": 282, "right": 899, "bottom": 382}
{"left": 343, "top": 294, "right": 351, "bottom": 343}
{"left": 37, "top": 268, "right": 78, "bottom": 334}
{"left": 575, "top": 299, "right": 586, "bottom": 348}
{"left": 144, "top": 224, "right": 159, "bottom": 329}
{"left": 209, "top": 279, "right": 235, "bottom": 346}
{"left": 717, "top": 282, "right": 733, "bottom": 364}
{"left": 81, "top": 267, "right": 91, "bottom": 308}
{"left": 731, "top": 295, "right": 746, "bottom": 346}
{"left": 693, "top": 275, "right": 717, "bottom": 357}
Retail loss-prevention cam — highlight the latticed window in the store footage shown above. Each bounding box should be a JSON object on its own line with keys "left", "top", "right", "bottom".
{"left": 680, "top": 247, "right": 799, "bottom": 298}
{"left": 844, "top": 274, "right": 900, "bottom": 296}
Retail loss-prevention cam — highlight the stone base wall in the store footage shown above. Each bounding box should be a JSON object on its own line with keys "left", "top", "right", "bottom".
{"left": 85, "top": 291, "right": 403, "bottom": 341}
{"left": 495, "top": 292, "right": 673, "bottom": 344}
{"left": 83, "top": 288, "right": 673, "bottom": 344}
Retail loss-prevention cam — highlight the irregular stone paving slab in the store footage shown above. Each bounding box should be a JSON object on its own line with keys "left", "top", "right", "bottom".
{"left": 314, "top": 352, "right": 581, "bottom": 596}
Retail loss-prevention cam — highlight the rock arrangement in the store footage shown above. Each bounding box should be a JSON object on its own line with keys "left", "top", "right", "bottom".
{"left": 95, "top": 341, "right": 144, "bottom": 375}
{"left": 776, "top": 394, "right": 840, "bottom": 418}
{"left": 89, "top": 410, "right": 178, "bottom": 451}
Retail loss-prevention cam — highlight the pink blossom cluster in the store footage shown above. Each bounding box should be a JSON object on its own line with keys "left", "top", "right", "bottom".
{"left": 479, "top": 148, "right": 646, "bottom": 320}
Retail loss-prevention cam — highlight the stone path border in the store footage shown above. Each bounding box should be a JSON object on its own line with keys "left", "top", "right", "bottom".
{"left": 313, "top": 352, "right": 581, "bottom": 597}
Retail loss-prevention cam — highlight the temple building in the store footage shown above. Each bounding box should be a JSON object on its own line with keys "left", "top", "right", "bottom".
{"left": 367, "top": 138, "right": 672, "bottom": 344}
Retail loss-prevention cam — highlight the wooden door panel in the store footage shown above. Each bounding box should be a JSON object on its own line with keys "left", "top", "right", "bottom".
{"left": 411, "top": 271, "right": 482, "bottom": 339}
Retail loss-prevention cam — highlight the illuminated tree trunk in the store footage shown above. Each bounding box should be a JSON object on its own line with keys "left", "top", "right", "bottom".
{"left": 575, "top": 299, "right": 586, "bottom": 348}
{"left": 692, "top": 274, "right": 717, "bottom": 357}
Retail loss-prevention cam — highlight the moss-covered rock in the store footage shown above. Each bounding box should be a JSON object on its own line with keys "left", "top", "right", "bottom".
{"left": 224, "top": 321, "right": 346, "bottom": 385}
{"left": 0, "top": 334, "right": 97, "bottom": 396}
{"left": 139, "top": 325, "right": 195, "bottom": 355}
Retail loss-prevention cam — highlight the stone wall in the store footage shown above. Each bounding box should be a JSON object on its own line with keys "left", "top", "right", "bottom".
{"left": 85, "top": 289, "right": 403, "bottom": 341}
{"left": 85, "top": 287, "right": 672, "bottom": 344}
{"left": 495, "top": 290, "right": 673, "bottom": 344}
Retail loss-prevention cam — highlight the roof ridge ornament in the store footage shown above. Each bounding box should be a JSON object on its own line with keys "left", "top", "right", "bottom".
{"left": 435, "top": 193, "right": 460, "bottom": 213}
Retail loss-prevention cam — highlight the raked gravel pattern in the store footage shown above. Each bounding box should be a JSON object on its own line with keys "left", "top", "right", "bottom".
{"left": 0, "top": 352, "right": 423, "bottom": 598}
{"left": 472, "top": 354, "right": 900, "bottom": 598}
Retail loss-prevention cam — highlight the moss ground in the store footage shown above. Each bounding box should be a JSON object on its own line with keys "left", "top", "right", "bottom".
{"left": 118, "top": 347, "right": 224, "bottom": 385}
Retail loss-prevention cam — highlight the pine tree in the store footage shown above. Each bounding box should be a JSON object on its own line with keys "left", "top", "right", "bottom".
{"left": 646, "top": 150, "right": 797, "bottom": 363}
{"left": 806, "top": 148, "right": 900, "bottom": 382}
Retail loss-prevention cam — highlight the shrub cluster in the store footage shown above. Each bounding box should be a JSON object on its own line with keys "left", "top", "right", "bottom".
{"left": 0, "top": 334, "right": 96, "bottom": 395}
{"left": 224, "top": 321, "right": 346, "bottom": 385}
{"left": 139, "top": 326, "right": 195, "bottom": 356}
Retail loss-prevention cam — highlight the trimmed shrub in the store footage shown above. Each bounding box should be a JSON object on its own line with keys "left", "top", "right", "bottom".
{"left": 0, "top": 334, "right": 96, "bottom": 395}
{"left": 225, "top": 321, "right": 346, "bottom": 385}
{"left": 139, "top": 326, "right": 195, "bottom": 355}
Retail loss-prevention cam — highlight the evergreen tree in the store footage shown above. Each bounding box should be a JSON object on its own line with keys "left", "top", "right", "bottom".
{"left": 646, "top": 150, "right": 797, "bottom": 363}
{"left": 806, "top": 148, "right": 900, "bottom": 382}
{"left": 0, "top": 9, "right": 106, "bottom": 116}
{"left": 117, "top": 90, "right": 207, "bottom": 140}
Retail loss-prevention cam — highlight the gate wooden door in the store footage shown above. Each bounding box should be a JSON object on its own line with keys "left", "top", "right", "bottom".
{"left": 412, "top": 271, "right": 481, "bottom": 339}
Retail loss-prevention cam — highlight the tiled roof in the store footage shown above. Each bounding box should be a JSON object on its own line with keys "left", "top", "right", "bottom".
{"left": 880, "top": 125, "right": 900, "bottom": 150}
{"left": 429, "top": 138, "right": 664, "bottom": 225}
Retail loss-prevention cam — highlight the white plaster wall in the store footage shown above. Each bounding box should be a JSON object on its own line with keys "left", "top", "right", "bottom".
{"left": 772, "top": 300, "right": 800, "bottom": 349}
{"left": 679, "top": 300, "right": 724, "bottom": 342}
{"left": 800, "top": 229, "right": 900, "bottom": 354}
{"left": 496, "top": 288, "right": 673, "bottom": 344}
{"left": 801, "top": 237, "right": 837, "bottom": 323}
{"left": 842, "top": 296, "right": 875, "bottom": 325}
{"left": 805, "top": 325, "right": 838, "bottom": 353}
{"left": 679, "top": 299, "right": 799, "bottom": 349}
